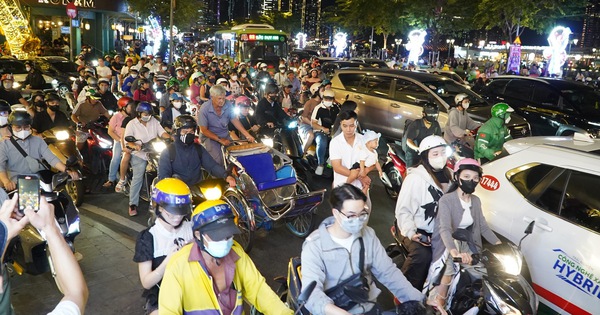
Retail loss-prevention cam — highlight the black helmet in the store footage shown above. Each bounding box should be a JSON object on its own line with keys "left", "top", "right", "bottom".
{"left": 173, "top": 115, "right": 197, "bottom": 134}
{"left": 422, "top": 103, "right": 439, "bottom": 122}
{"left": 8, "top": 111, "right": 32, "bottom": 126}
{"left": 24, "top": 61, "right": 34, "bottom": 67}
{"left": 0, "top": 100, "right": 10, "bottom": 113}
{"left": 265, "top": 83, "right": 279, "bottom": 95}
{"left": 44, "top": 92, "right": 60, "bottom": 103}
{"left": 28, "top": 91, "right": 44, "bottom": 103}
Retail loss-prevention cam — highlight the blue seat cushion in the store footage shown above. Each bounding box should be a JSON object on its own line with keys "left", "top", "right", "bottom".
{"left": 237, "top": 153, "right": 297, "bottom": 191}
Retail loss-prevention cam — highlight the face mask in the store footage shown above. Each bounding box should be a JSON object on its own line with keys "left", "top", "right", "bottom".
{"left": 505, "top": 116, "right": 511, "bottom": 124}
{"left": 140, "top": 115, "right": 152, "bottom": 122}
{"left": 180, "top": 133, "right": 195, "bottom": 145}
{"left": 202, "top": 235, "right": 233, "bottom": 258}
{"left": 231, "top": 76, "right": 238, "bottom": 81}
{"left": 459, "top": 178, "right": 478, "bottom": 194}
{"left": 15, "top": 129, "right": 31, "bottom": 140}
{"left": 337, "top": 212, "right": 368, "bottom": 234}
{"left": 462, "top": 102, "right": 470, "bottom": 110}
{"left": 429, "top": 156, "right": 447, "bottom": 171}
{"left": 242, "top": 73, "right": 247, "bottom": 78}
{"left": 3, "top": 83, "right": 12, "bottom": 89}
{"left": 323, "top": 101, "right": 333, "bottom": 107}
{"left": 162, "top": 66, "right": 168, "bottom": 71}
{"left": 131, "top": 74, "right": 138, "bottom": 78}
{"left": 172, "top": 101, "right": 182, "bottom": 109}
{"left": 208, "top": 78, "right": 216, "bottom": 84}
{"left": 100, "top": 86, "right": 108, "bottom": 92}
{"left": 0, "top": 116, "right": 7, "bottom": 126}
{"left": 48, "top": 105, "right": 60, "bottom": 112}
{"left": 424, "top": 114, "right": 438, "bottom": 122}
{"left": 26, "top": 67, "right": 31, "bottom": 72}
{"left": 280, "top": 69, "right": 285, "bottom": 73}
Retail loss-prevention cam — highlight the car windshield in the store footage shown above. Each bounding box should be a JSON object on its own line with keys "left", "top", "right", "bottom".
{"left": 50, "top": 61, "right": 79, "bottom": 73}
{"left": 0, "top": 60, "right": 27, "bottom": 74}
{"left": 422, "top": 80, "right": 487, "bottom": 106}
{"left": 561, "top": 88, "right": 600, "bottom": 114}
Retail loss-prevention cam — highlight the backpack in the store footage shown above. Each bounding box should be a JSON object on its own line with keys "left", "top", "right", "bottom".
{"left": 168, "top": 142, "right": 203, "bottom": 163}
{"left": 401, "top": 119, "right": 420, "bottom": 153}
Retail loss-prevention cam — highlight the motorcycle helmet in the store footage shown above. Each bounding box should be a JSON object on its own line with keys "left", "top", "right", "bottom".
{"left": 235, "top": 95, "right": 252, "bottom": 108}
{"left": 454, "top": 93, "right": 469, "bottom": 107}
{"left": 136, "top": 102, "right": 153, "bottom": 115}
{"left": 86, "top": 76, "right": 98, "bottom": 87}
{"left": 192, "top": 200, "right": 240, "bottom": 239}
{"left": 453, "top": 158, "right": 482, "bottom": 179}
{"left": 169, "top": 92, "right": 183, "bottom": 101}
{"left": 216, "top": 78, "right": 229, "bottom": 86}
{"left": 422, "top": 103, "right": 439, "bottom": 121}
{"left": 8, "top": 110, "right": 32, "bottom": 126}
{"left": 173, "top": 115, "right": 197, "bottom": 134}
{"left": 0, "top": 100, "right": 11, "bottom": 113}
{"left": 44, "top": 92, "right": 61, "bottom": 103}
{"left": 309, "top": 83, "right": 320, "bottom": 96}
{"left": 166, "top": 78, "right": 180, "bottom": 90}
{"left": 418, "top": 135, "right": 447, "bottom": 154}
{"left": 491, "top": 102, "right": 514, "bottom": 120}
{"left": 265, "top": 83, "right": 279, "bottom": 96}
{"left": 151, "top": 178, "right": 192, "bottom": 216}
{"left": 85, "top": 88, "right": 101, "bottom": 100}
{"left": 117, "top": 96, "right": 134, "bottom": 109}
{"left": 322, "top": 89, "right": 335, "bottom": 98}
{"left": 1, "top": 74, "right": 14, "bottom": 82}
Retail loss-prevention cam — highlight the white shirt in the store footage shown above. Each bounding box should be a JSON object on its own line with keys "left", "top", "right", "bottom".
{"left": 358, "top": 145, "right": 378, "bottom": 167}
{"left": 329, "top": 132, "right": 365, "bottom": 188}
{"left": 459, "top": 198, "right": 474, "bottom": 229}
{"left": 124, "top": 117, "right": 166, "bottom": 160}
{"left": 150, "top": 220, "right": 194, "bottom": 257}
{"left": 47, "top": 300, "right": 80, "bottom": 315}
{"left": 330, "top": 233, "right": 356, "bottom": 252}
{"left": 96, "top": 65, "right": 112, "bottom": 79}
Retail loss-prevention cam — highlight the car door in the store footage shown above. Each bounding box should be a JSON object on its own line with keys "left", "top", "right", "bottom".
{"left": 358, "top": 74, "right": 394, "bottom": 136}
{"left": 522, "top": 82, "right": 563, "bottom": 135}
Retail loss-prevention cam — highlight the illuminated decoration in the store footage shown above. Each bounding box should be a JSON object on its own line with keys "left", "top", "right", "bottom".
{"left": 406, "top": 30, "right": 426, "bottom": 65}
{"left": 0, "top": 0, "right": 40, "bottom": 58}
{"left": 295, "top": 32, "right": 307, "bottom": 49}
{"left": 332, "top": 32, "right": 347, "bottom": 58}
{"left": 243, "top": 34, "right": 283, "bottom": 41}
{"left": 507, "top": 36, "right": 522, "bottom": 74}
{"left": 544, "top": 26, "right": 571, "bottom": 77}
{"left": 221, "top": 33, "right": 233, "bottom": 40}
{"left": 145, "top": 16, "right": 162, "bottom": 56}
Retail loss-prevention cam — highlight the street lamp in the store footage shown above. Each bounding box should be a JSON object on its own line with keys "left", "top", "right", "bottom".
{"left": 395, "top": 38, "right": 402, "bottom": 58}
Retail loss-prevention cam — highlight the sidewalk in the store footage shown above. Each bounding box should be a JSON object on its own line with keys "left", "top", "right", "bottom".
{"left": 10, "top": 214, "right": 145, "bottom": 315}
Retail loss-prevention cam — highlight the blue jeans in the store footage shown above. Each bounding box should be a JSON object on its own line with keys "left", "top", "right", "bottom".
{"left": 108, "top": 140, "right": 122, "bottom": 182}
{"left": 129, "top": 155, "right": 147, "bottom": 206}
{"left": 314, "top": 132, "right": 329, "bottom": 165}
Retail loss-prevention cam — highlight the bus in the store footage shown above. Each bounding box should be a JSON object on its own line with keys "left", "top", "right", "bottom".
{"left": 214, "top": 24, "right": 289, "bottom": 68}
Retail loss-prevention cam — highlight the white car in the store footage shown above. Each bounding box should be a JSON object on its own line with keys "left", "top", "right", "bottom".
{"left": 477, "top": 135, "right": 600, "bottom": 315}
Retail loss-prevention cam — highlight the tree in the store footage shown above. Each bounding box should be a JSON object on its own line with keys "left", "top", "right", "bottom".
{"left": 474, "top": 0, "right": 587, "bottom": 44}
{"left": 260, "top": 11, "right": 302, "bottom": 35}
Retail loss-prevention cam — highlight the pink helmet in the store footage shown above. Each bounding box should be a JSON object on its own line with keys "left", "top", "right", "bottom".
{"left": 453, "top": 158, "right": 482, "bottom": 176}
{"left": 235, "top": 95, "right": 252, "bottom": 107}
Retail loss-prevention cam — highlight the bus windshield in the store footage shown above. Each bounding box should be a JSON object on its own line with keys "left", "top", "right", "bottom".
{"left": 239, "top": 40, "right": 287, "bottom": 61}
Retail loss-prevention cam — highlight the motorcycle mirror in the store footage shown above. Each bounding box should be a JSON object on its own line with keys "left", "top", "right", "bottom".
{"left": 124, "top": 136, "right": 137, "bottom": 143}
{"left": 297, "top": 280, "right": 316, "bottom": 305}
{"left": 66, "top": 155, "right": 78, "bottom": 167}
{"left": 52, "top": 172, "right": 70, "bottom": 190}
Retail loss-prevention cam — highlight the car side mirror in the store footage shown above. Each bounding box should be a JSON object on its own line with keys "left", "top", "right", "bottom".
{"left": 524, "top": 221, "right": 535, "bottom": 235}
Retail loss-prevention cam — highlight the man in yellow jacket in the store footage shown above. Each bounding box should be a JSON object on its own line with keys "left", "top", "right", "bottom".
{"left": 159, "top": 200, "right": 293, "bottom": 315}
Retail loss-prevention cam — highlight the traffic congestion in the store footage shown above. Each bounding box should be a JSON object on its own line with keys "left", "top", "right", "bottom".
{"left": 0, "top": 20, "right": 599, "bottom": 315}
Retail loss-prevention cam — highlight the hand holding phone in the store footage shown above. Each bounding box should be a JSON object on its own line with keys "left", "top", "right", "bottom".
{"left": 17, "top": 175, "right": 40, "bottom": 214}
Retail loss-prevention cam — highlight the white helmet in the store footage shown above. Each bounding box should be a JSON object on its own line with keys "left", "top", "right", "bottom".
{"left": 418, "top": 135, "right": 447, "bottom": 154}
{"left": 454, "top": 93, "right": 469, "bottom": 106}
{"left": 309, "top": 84, "right": 320, "bottom": 96}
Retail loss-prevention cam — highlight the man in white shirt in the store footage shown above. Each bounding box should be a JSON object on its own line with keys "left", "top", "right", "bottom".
{"left": 329, "top": 110, "right": 368, "bottom": 189}
{"left": 95, "top": 57, "right": 112, "bottom": 81}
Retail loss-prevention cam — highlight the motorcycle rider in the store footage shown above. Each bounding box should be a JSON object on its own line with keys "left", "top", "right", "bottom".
{"left": 0, "top": 74, "right": 28, "bottom": 108}
{"left": 0, "top": 111, "right": 79, "bottom": 191}
{"left": 254, "top": 84, "right": 288, "bottom": 136}
{"left": 443, "top": 93, "right": 480, "bottom": 158}
{"left": 302, "top": 184, "right": 427, "bottom": 315}
{"left": 76, "top": 76, "right": 98, "bottom": 106}
{"left": 474, "top": 103, "right": 514, "bottom": 163}
{"left": 71, "top": 88, "right": 110, "bottom": 126}
{"left": 311, "top": 89, "right": 340, "bottom": 176}
{"left": 31, "top": 93, "right": 70, "bottom": 135}
{"left": 174, "top": 67, "right": 190, "bottom": 91}
{"left": 158, "top": 200, "right": 293, "bottom": 315}
{"left": 394, "top": 135, "right": 451, "bottom": 290}
{"left": 97, "top": 78, "right": 118, "bottom": 112}
{"left": 428, "top": 158, "right": 501, "bottom": 308}
{"left": 121, "top": 68, "right": 139, "bottom": 97}
{"left": 104, "top": 96, "right": 134, "bottom": 189}
{"left": 0, "top": 100, "right": 11, "bottom": 140}
{"left": 22, "top": 61, "right": 45, "bottom": 90}
{"left": 158, "top": 115, "right": 236, "bottom": 188}
{"left": 160, "top": 79, "right": 180, "bottom": 112}
{"left": 198, "top": 85, "right": 255, "bottom": 165}
{"left": 160, "top": 92, "right": 188, "bottom": 133}
{"left": 114, "top": 99, "right": 138, "bottom": 193}
{"left": 229, "top": 96, "right": 259, "bottom": 140}
{"left": 133, "top": 178, "right": 195, "bottom": 315}
{"left": 298, "top": 84, "right": 321, "bottom": 155}
{"left": 123, "top": 102, "right": 171, "bottom": 217}
{"left": 402, "top": 103, "right": 443, "bottom": 167}
{"left": 133, "top": 78, "right": 156, "bottom": 103}
{"left": 254, "top": 62, "right": 271, "bottom": 88}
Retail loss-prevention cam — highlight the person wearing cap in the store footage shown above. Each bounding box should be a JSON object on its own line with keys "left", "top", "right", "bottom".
{"left": 0, "top": 195, "right": 88, "bottom": 315}
{"left": 150, "top": 56, "right": 165, "bottom": 75}
{"left": 189, "top": 74, "right": 203, "bottom": 108}
{"left": 0, "top": 74, "right": 28, "bottom": 108}
{"left": 158, "top": 200, "right": 293, "bottom": 315}
{"left": 133, "top": 178, "right": 195, "bottom": 315}
{"left": 103, "top": 97, "right": 135, "bottom": 188}
{"left": 474, "top": 103, "right": 513, "bottom": 163}
{"left": 132, "top": 57, "right": 148, "bottom": 72}
{"left": 273, "top": 64, "right": 287, "bottom": 87}
{"left": 97, "top": 78, "right": 118, "bottom": 112}
{"left": 443, "top": 93, "right": 480, "bottom": 157}
{"left": 311, "top": 89, "right": 340, "bottom": 175}
{"left": 126, "top": 48, "right": 140, "bottom": 65}
{"left": 216, "top": 78, "right": 231, "bottom": 96}
{"left": 227, "top": 71, "right": 242, "bottom": 96}
{"left": 229, "top": 96, "right": 259, "bottom": 140}
{"left": 95, "top": 57, "right": 112, "bottom": 82}
{"left": 283, "top": 70, "right": 301, "bottom": 95}
{"left": 72, "top": 67, "right": 88, "bottom": 99}
{"left": 237, "top": 68, "right": 254, "bottom": 97}
{"left": 119, "top": 58, "right": 135, "bottom": 88}
{"left": 133, "top": 78, "right": 156, "bottom": 102}
{"left": 278, "top": 83, "right": 297, "bottom": 112}
{"left": 0, "top": 111, "right": 79, "bottom": 191}
{"left": 394, "top": 135, "right": 451, "bottom": 291}
{"left": 75, "top": 76, "right": 99, "bottom": 106}
{"left": 71, "top": 88, "right": 110, "bottom": 126}
{"left": 160, "top": 92, "right": 188, "bottom": 132}
{"left": 346, "top": 130, "right": 383, "bottom": 194}
{"left": 301, "top": 184, "right": 426, "bottom": 315}
{"left": 22, "top": 61, "right": 45, "bottom": 90}
{"left": 121, "top": 68, "right": 139, "bottom": 97}
{"left": 31, "top": 93, "right": 70, "bottom": 135}
{"left": 199, "top": 72, "right": 216, "bottom": 102}
{"left": 75, "top": 54, "right": 85, "bottom": 67}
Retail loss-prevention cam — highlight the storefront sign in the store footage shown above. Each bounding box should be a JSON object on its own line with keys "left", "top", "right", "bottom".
{"left": 66, "top": 2, "right": 77, "bottom": 18}
{"left": 26, "top": 0, "right": 126, "bottom": 12}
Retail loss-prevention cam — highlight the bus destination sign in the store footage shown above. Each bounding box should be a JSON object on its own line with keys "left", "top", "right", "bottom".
{"left": 244, "top": 34, "right": 283, "bottom": 41}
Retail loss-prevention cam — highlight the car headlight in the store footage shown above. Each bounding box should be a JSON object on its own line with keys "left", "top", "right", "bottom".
{"left": 287, "top": 120, "right": 298, "bottom": 129}
{"left": 55, "top": 130, "right": 70, "bottom": 141}
{"left": 152, "top": 141, "right": 167, "bottom": 153}
{"left": 69, "top": 76, "right": 77, "bottom": 81}
{"left": 12, "top": 82, "right": 20, "bottom": 89}
{"left": 262, "top": 137, "right": 274, "bottom": 147}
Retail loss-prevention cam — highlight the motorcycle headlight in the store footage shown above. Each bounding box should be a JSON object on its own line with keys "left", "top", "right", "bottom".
{"left": 98, "top": 136, "right": 113, "bottom": 149}
{"left": 156, "top": 91, "right": 163, "bottom": 99}
{"left": 186, "top": 89, "right": 191, "bottom": 97}
{"left": 233, "top": 106, "right": 241, "bottom": 115}
{"left": 108, "top": 110, "right": 114, "bottom": 116}
{"left": 12, "top": 82, "right": 20, "bottom": 89}
{"left": 287, "top": 120, "right": 298, "bottom": 129}
{"left": 152, "top": 141, "right": 167, "bottom": 153}
{"left": 55, "top": 130, "right": 70, "bottom": 141}
{"left": 52, "top": 79, "right": 59, "bottom": 87}
{"left": 201, "top": 186, "right": 222, "bottom": 200}
{"left": 69, "top": 76, "right": 77, "bottom": 81}
{"left": 251, "top": 72, "right": 256, "bottom": 78}
{"left": 262, "top": 137, "right": 274, "bottom": 147}
{"left": 92, "top": 60, "right": 99, "bottom": 67}
{"left": 261, "top": 78, "right": 268, "bottom": 83}
{"left": 492, "top": 245, "right": 522, "bottom": 276}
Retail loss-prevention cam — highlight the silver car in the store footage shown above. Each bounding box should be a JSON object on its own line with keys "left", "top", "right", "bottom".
{"left": 330, "top": 69, "right": 530, "bottom": 141}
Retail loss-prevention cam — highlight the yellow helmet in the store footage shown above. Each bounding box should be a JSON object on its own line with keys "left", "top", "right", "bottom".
{"left": 151, "top": 178, "right": 192, "bottom": 215}
{"left": 192, "top": 200, "right": 240, "bottom": 240}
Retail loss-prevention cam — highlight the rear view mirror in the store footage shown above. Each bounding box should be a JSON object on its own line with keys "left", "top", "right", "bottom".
{"left": 66, "top": 155, "right": 78, "bottom": 167}
{"left": 52, "top": 172, "right": 70, "bottom": 190}
{"left": 124, "top": 136, "right": 137, "bottom": 142}
{"left": 524, "top": 221, "right": 535, "bottom": 235}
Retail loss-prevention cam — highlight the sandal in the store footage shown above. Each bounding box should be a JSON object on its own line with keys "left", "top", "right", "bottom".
{"left": 102, "top": 180, "right": 115, "bottom": 188}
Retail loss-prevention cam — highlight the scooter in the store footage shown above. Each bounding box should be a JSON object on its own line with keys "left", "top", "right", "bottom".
{"left": 380, "top": 142, "right": 408, "bottom": 199}
{"left": 123, "top": 136, "right": 168, "bottom": 204}
{"left": 4, "top": 170, "right": 81, "bottom": 291}
{"left": 387, "top": 221, "right": 538, "bottom": 315}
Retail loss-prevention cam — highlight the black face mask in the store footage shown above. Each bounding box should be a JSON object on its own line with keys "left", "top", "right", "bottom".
{"left": 180, "top": 133, "right": 195, "bottom": 145}
{"left": 424, "top": 114, "right": 438, "bottom": 122}
{"left": 48, "top": 105, "right": 60, "bottom": 112}
{"left": 208, "top": 78, "right": 216, "bottom": 84}
{"left": 459, "top": 178, "right": 478, "bottom": 194}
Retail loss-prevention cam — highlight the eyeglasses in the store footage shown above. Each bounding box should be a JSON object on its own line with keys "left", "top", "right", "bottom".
{"left": 13, "top": 125, "right": 31, "bottom": 132}
{"left": 337, "top": 208, "right": 369, "bottom": 221}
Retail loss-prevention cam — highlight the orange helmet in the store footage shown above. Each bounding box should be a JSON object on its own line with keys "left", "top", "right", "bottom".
{"left": 1, "top": 74, "right": 14, "bottom": 82}
{"left": 117, "top": 96, "right": 134, "bottom": 109}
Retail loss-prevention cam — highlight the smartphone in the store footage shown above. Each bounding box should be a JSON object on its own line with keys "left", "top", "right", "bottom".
{"left": 18, "top": 174, "right": 40, "bottom": 213}
{"left": 419, "top": 234, "right": 430, "bottom": 244}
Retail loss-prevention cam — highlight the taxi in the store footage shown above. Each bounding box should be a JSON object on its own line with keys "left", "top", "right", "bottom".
{"left": 477, "top": 134, "right": 600, "bottom": 315}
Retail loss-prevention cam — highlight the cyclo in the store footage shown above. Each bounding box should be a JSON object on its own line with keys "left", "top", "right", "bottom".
{"left": 221, "top": 141, "right": 325, "bottom": 252}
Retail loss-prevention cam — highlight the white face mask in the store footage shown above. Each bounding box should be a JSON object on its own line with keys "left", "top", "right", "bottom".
{"left": 162, "top": 66, "right": 168, "bottom": 71}
{"left": 0, "top": 116, "right": 8, "bottom": 126}
{"left": 131, "top": 74, "right": 138, "bottom": 78}
{"left": 429, "top": 156, "right": 447, "bottom": 171}
{"left": 337, "top": 211, "right": 368, "bottom": 234}
{"left": 241, "top": 73, "right": 247, "bottom": 78}
{"left": 140, "top": 115, "right": 152, "bottom": 122}
{"left": 203, "top": 235, "right": 233, "bottom": 258}
{"left": 280, "top": 69, "right": 285, "bottom": 73}
{"left": 15, "top": 129, "right": 31, "bottom": 140}
{"left": 462, "top": 102, "right": 470, "bottom": 110}
{"left": 505, "top": 116, "right": 511, "bottom": 124}
{"left": 3, "top": 82, "right": 12, "bottom": 89}
{"left": 172, "top": 101, "right": 182, "bottom": 109}
{"left": 26, "top": 67, "right": 31, "bottom": 72}
{"left": 323, "top": 101, "right": 333, "bottom": 107}
{"left": 231, "top": 76, "right": 238, "bottom": 81}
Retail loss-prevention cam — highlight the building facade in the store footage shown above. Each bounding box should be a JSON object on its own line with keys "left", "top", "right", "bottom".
{"left": 582, "top": 0, "right": 600, "bottom": 48}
